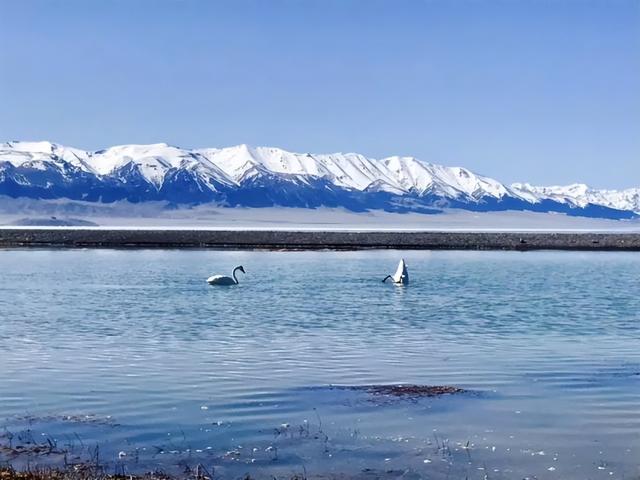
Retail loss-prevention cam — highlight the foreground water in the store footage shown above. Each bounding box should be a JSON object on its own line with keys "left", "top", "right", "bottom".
{"left": 0, "top": 249, "right": 639, "bottom": 479}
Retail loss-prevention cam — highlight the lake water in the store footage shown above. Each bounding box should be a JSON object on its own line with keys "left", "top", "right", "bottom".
{"left": 1, "top": 249, "right": 639, "bottom": 479}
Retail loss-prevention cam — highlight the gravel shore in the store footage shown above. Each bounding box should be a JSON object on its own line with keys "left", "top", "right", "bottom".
{"left": 1, "top": 229, "right": 640, "bottom": 250}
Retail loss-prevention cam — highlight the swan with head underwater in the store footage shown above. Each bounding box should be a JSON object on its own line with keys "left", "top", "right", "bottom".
{"left": 382, "top": 259, "right": 409, "bottom": 285}
{"left": 207, "top": 266, "right": 245, "bottom": 286}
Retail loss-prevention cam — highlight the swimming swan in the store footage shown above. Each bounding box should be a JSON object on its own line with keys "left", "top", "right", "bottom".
{"left": 207, "top": 266, "right": 245, "bottom": 285}
{"left": 382, "top": 259, "right": 409, "bottom": 285}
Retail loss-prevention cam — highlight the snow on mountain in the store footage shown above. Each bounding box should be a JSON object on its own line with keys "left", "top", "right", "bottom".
{"left": 596, "top": 188, "right": 640, "bottom": 213}
{"left": 198, "top": 145, "right": 510, "bottom": 200}
{"left": 87, "top": 143, "right": 235, "bottom": 189}
{"left": 1, "top": 141, "right": 95, "bottom": 173}
{"left": 197, "top": 145, "right": 403, "bottom": 192}
{"left": 380, "top": 156, "right": 511, "bottom": 199}
{"left": 511, "top": 183, "right": 640, "bottom": 214}
{"left": 0, "top": 140, "right": 637, "bottom": 218}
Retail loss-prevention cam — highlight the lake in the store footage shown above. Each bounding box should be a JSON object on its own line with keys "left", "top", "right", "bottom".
{"left": 1, "top": 249, "right": 639, "bottom": 479}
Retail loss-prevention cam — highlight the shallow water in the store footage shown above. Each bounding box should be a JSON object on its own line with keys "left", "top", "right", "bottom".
{"left": 1, "top": 249, "right": 639, "bottom": 479}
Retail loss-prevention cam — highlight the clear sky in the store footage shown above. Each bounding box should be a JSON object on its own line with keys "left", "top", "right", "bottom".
{"left": 0, "top": 0, "right": 638, "bottom": 188}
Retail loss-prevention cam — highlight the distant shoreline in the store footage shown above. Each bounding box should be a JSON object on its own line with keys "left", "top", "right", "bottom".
{"left": 1, "top": 228, "right": 640, "bottom": 251}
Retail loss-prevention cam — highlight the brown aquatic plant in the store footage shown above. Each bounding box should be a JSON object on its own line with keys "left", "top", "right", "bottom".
{"left": 336, "top": 384, "right": 466, "bottom": 399}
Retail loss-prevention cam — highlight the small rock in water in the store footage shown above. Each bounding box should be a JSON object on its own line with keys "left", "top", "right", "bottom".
{"left": 118, "top": 451, "right": 127, "bottom": 459}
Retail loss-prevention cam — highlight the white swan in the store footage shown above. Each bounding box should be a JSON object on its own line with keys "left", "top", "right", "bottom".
{"left": 207, "top": 265, "right": 245, "bottom": 285}
{"left": 382, "top": 259, "right": 409, "bottom": 285}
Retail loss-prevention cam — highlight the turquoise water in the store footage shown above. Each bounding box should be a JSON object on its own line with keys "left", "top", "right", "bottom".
{"left": 1, "top": 249, "right": 639, "bottom": 479}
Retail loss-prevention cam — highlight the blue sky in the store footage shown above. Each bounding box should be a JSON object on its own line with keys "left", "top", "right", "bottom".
{"left": 0, "top": 0, "right": 638, "bottom": 188}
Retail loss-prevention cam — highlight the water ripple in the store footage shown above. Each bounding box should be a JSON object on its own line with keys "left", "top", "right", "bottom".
{"left": 1, "top": 250, "right": 639, "bottom": 479}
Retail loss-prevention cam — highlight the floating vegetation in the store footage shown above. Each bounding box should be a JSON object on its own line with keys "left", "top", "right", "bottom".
{"left": 10, "top": 414, "right": 118, "bottom": 427}
{"left": 0, "top": 441, "right": 64, "bottom": 459}
{"left": 334, "top": 384, "right": 467, "bottom": 400}
{"left": 0, "top": 427, "right": 66, "bottom": 461}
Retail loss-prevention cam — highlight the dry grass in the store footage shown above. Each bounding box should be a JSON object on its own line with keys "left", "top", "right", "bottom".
{"left": 0, "top": 466, "right": 174, "bottom": 480}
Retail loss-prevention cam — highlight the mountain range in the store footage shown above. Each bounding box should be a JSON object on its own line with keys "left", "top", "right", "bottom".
{"left": 1, "top": 141, "right": 638, "bottom": 219}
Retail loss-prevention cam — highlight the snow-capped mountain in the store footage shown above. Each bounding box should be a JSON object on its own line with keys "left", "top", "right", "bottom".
{"left": 0, "top": 140, "right": 637, "bottom": 219}
{"left": 511, "top": 183, "right": 640, "bottom": 213}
